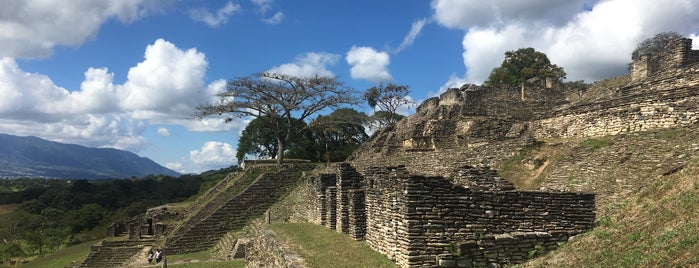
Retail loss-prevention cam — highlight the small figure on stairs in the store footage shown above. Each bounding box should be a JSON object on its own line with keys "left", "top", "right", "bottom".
{"left": 147, "top": 249, "right": 154, "bottom": 264}
{"left": 155, "top": 249, "right": 163, "bottom": 264}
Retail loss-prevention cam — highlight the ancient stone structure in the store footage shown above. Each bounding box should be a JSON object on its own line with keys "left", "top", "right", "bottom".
{"left": 348, "top": 37, "right": 699, "bottom": 178}
{"left": 310, "top": 164, "right": 594, "bottom": 267}
{"left": 333, "top": 36, "right": 699, "bottom": 268}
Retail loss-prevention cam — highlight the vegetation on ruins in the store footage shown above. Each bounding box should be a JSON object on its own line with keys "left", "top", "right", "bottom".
{"left": 0, "top": 167, "right": 235, "bottom": 261}
{"left": 363, "top": 83, "right": 413, "bottom": 129}
{"left": 485, "top": 47, "right": 566, "bottom": 87}
{"left": 631, "top": 31, "right": 684, "bottom": 64}
{"left": 196, "top": 72, "right": 359, "bottom": 164}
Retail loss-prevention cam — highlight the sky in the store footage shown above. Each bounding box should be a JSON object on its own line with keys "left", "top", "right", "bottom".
{"left": 1, "top": 0, "right": 699, "bottom": 174}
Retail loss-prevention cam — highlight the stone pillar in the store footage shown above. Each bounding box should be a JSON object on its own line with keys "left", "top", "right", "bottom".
{"left": 336, "top": 163, "right": 363, "bottom": 234}
{"left": 631, "top": 55, "right": 650, "bottom": 82}
{"left": 347, "top": 189, "right": 366, "bottom": 240}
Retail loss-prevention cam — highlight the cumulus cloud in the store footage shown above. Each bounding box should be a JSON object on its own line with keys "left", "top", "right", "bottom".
{"left": 166, "top": 141, "right": 238, "bottom": 173}
{"left": 395, "top": 18, "right": 429, "bottom": 53}
{"left": 189, "top": 1, "right": 240, "bottom": 27}
{"left": 346, "top": 46, "right": 392, "bottom": 82}
{"left": 268, "top": 52, "right": 340, "bottom": 77}
{"left": 0, "top": 39, "right": 234, "bottom": 151}
{"left": 0, "top": 0, "right": 168, "bottom": 58}
{"left": 190, "top": 141, "right": 238, "bottom": 165}
{"left": 431, "top": 0, "right": 699, "bottom": 87}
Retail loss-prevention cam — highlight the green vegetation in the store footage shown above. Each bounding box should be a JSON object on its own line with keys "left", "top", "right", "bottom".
{"left": 270, "top": 223, "right": 397, "bottom": 268}
{"left": 197, "top": 72, "right": 359, "bottom": 164}
{"left": 0, "top": 166, "right": 238, "bottom": 261}
{"left": 527, "top": 155, "right": 699, "bottom": 267}
{"left": 485, "top": 47, "right": 566, "bottom": 87}
{"left": 580, "top": 138, "right": 611, "bottom": 151}
{"left": 165, "top": 250, "right": 246, "bottom": 268}
{"left": 15, "top": 240, "right": 95, "bottom": 268}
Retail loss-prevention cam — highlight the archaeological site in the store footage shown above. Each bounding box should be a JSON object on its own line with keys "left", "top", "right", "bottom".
{"left": 77, "top": 37, "right": 699, "bottom": 267}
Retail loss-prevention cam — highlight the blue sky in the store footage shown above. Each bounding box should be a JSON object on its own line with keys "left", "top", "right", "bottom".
{"left": 1, "top": 0, "right": 698, "bottom": 173}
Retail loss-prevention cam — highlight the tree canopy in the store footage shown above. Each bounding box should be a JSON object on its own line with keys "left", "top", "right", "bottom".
{"left": 363, "top": 83, "right": 413, "bottom": 129}
{"left": 485, "top": 47, "right": 566, "bottom": 87}
{"left": 631, "top": 32, "right": 684, "bottom": 63}
{"left": 236, "top": 115, "right": 308, "bottom": 162}
{"left": 309, "top": 108, "right": 369, "bottom": 162}
{"left": 197, "top": 72, "right": 359, "bottom": 164}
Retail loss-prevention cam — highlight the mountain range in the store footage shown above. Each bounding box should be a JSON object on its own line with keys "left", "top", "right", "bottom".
{"left": 0, "top": 133, "right": 179, "bottom": 179}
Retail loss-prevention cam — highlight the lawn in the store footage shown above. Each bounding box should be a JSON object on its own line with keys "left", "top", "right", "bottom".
{"left": 270, "top": 223, "right": 397, "bottom": 268}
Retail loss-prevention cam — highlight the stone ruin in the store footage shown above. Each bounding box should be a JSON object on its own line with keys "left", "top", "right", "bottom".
{"left": 323, "top": 37, "right": 699, "bottom": 267}
{"left": 309, "top": 163, "right": 595, "bottom": 267}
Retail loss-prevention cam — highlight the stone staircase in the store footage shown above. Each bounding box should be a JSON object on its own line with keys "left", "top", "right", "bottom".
{"left": 79, "top": 238, "right": 154, "bottom": 268}
{"left": 164, "top": 163, "right": 316, "bottom": 254}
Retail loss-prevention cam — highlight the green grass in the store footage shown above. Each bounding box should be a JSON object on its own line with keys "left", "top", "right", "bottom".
{"left": 166, "top": 260, "right": 246, "bottom": 268}
{"left": 580, "top": 138, "right": 611, "bottom": 151}
{"left": 270, "top": 223, "right": 397, "bottom": 268}
{"left": 17, "top": 240, "right": 97, "bottom": 268}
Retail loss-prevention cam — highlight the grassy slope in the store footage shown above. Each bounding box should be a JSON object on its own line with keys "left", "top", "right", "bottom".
{"left": 496, "top": 126, "right": 699, "bottom": 267}
{"left": 17, "top": 240, "right": 96, "bottom": 268}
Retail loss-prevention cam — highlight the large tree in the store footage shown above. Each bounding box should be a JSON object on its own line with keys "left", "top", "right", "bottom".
{"left": 236, "top": 115, "right": 307, "bottom": 162}
{"left": 197, "top": 72, "right": 358, "bottom": 164}
{"left": 485, "top": 47, "right": 566, "bottom": 87}
{"left": 363, "top": 83, "right": 413, "bottom": 129}
{"left": 309, "top": 108, "right": 369, "bottom": 163}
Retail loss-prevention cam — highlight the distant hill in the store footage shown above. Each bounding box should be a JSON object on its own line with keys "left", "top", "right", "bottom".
{"left": 0, "top": 133, "right": 180, "bottom": 179}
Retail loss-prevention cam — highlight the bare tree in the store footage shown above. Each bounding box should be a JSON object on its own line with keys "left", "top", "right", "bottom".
{"left": 196, "top": 72, "right": 358, "bottom": 164}
{"left": 363, "top": 83, "right": 414, "bottom": 128}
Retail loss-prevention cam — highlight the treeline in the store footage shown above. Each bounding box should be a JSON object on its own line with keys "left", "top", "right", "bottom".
{"left": 0, "top": 167, "right": 237, "bottom": 259}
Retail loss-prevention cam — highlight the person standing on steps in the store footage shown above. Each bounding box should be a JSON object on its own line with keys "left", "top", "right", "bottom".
{"left": 154, "top": 249, "right": 162, "bottom": 264}
{"left": 147, "top": 249, "right": 154, "bottom": 264}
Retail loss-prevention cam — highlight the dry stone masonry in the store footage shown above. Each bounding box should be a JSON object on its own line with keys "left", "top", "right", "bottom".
{"left": 310, "top": 164, "right": 594, "bottom": 267}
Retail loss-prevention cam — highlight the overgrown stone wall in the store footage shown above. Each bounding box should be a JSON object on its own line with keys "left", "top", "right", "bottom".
{"left": 533, "top": 67, "right": 699, "bottom": 139}
{"left": 313, "top": 164, "right": 595, "bottom": 267}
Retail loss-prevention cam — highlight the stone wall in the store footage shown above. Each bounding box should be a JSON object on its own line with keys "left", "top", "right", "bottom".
{"left": 314, "top": 164, "right": 595, "bottom": 267}
{"left": 533, "top": 67, "right": 699, "bottom": 139}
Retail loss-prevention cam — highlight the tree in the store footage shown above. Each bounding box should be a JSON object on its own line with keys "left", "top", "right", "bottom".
{"left": 631, "top": 32, "right": 684, "bottom": 66}
{"left": 363, "top": 83, "right": 413, "bottom": 128}
{"left": 236, "top": 115, "right": 308, "bottom": 162}
{"left": 309, "top": 108, "right": 369, "bottom": 163}
{"left": 197, "top": 72, "right": 359, "bottom": 164}
{"left": 485, "top": 47, "right": 566, "bottom": 87}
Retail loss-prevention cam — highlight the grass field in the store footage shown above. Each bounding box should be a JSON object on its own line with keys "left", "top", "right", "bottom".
{"left": 270, "top": 223, "right": 397, "bottom": 268}
{"left": 16, "top": 240, "right": 96, "bottom": 268}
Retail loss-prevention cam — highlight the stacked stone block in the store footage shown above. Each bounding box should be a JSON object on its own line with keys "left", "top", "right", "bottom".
{"left": 335, "top": 163, "right": 363, "bottom": 234}
{"left": 312, "top": 164, "right": 595, "bottom": 267}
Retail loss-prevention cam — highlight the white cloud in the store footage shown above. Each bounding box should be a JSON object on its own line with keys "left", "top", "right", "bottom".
{"left": 0, "top": 39, "right": 233, "bottom": 152}
{"left": 120, "top": 39, "right": 209, "bottom": 121}
{"left": 0, "top": 0, "right": 168, "bottom": 58}
{"left": 251, "top": 0, "right": 274, "bottom": 13}
{"left": 190, "top": 141, "right": 238, "bottom": 165}
{"left": 263, "top": 11, "right": 284, "bottom": 25}
{"left": 157, "top": 127, "right": 170, "bottom": 137}
{"left": 431, "top": 0, "right": 595, "bottom": 30}
{"left": 395, "top": 18, "right": 429, "bottom": 53}
{"left": 346, "top": 46, "right": 392, "bottom": 82}
{"left": 268, "top": 52, "right": 340, "bottom": 77}
{"left": 189, "top": 1, "right": 240, "bottom": 27}
{"left": 431, "top": 0, "right": 699, "bottom": 84}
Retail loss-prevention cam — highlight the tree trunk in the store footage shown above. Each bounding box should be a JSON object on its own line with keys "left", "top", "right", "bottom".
{"left": 276, "top": 138, "right": 285, "bottom": 165}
